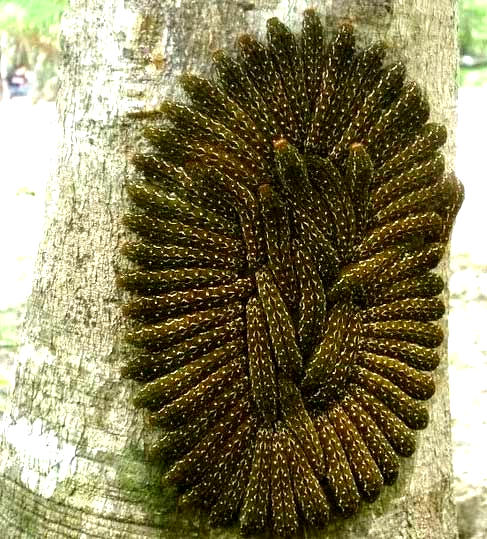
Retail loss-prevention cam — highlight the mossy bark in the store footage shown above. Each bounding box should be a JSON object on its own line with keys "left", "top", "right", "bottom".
{"left": 0, "top": 0, "right": 458, "bottom": 537}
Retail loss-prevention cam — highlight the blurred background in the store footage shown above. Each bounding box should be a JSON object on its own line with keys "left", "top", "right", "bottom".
{"left": 0, "top": 1, "right": 485, "bottom": 537}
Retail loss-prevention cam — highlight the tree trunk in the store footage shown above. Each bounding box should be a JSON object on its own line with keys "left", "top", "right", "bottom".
{"left": 0, "top": 0, "right": 458, "bottom": 537}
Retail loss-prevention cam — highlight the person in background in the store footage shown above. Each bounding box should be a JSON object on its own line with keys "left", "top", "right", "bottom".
{"left": 6, "top": 65, "right": 30, "bottom": 98}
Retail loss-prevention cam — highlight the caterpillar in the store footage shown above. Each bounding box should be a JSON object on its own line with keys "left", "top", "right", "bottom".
{"left": 117, "top": 10, "right": 463, "bottom": 537}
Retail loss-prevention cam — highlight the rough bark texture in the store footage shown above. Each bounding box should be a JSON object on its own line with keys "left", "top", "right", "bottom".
{"left": 0, "top": 0, "right": 458, "bottom": 537}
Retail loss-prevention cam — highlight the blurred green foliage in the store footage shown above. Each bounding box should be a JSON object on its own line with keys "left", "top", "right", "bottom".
{"left": 0, "top": 1, "right": 66, "bottom": 39}
{"left": 459, "top": 0, "right": 487, "bottom": 56}
{"left": 459, "top": 0, "right": 487, "bottom": 87}
{"left": 0, "top": 1, "right": 67, "bottom": 97}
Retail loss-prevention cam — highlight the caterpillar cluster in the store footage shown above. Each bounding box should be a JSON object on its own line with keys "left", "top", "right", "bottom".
{"left": 117, "top": 10, "right": 463, "bottom": 537}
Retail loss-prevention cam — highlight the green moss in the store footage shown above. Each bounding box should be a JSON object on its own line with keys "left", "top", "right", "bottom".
{"left": 116, "top": 444, "right": 180, "bottom": 529}
{"left": 114, "top": 447, "right": 244, "bottom": 536}
{"left": 52, "top": 477, "right": 79, "bottom": 501}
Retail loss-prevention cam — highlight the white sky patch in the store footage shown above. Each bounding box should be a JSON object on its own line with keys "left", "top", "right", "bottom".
{"left": 0, "top": 415, "right": 77, "bottom": 498}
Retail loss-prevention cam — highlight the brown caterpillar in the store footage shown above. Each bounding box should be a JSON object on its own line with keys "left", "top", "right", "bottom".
{"left": 117, "top": 10, "right": 463, "bottom": 537}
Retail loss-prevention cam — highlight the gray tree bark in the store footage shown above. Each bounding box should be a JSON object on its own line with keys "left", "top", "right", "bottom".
{"left": 0, "top": 0, "right": 458, "bottom": 537}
